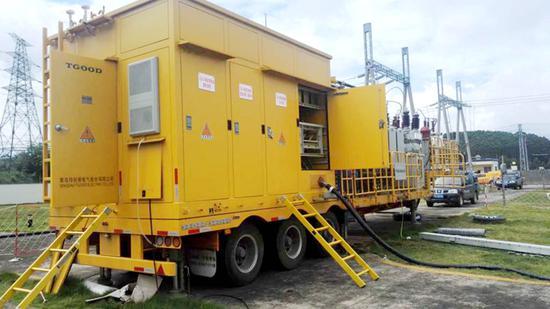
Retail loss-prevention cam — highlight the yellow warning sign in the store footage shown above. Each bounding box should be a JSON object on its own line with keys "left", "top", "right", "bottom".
{"left": 79, "top": 126, "right": 96, "bottom": 143}
{"left": 201, "top": 123, "right": 213, "bottom": 140}
{"left": 278, "top": 132, "right": 286, "bottom": 145}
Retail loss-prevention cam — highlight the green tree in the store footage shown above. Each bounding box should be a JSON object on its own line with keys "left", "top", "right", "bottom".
{"left": 458, "top": 131, "right": 550, "bottom": 169}
{"left": 0, "top": 144, "right": 42, "bottom": 184}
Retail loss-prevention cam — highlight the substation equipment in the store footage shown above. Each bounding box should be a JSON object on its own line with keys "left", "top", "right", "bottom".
{"left": 1, "top": 0, "right": 465, "bottom": 306}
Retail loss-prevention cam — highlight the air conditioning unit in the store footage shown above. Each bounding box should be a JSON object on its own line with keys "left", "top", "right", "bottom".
{"left": 128, "top": 57, "right": 159, "bottom": 136}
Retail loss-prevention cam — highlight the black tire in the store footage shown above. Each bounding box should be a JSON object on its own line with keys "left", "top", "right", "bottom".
{"left": 426, "top": 201, "right": 434, "bottom": 207}
{"left": 455, "top": 195, "right": 464, "bottom": 207}
{"left": 392, "top": 212, "right": 422, "bottom": 222}
{"left": 472, "top": 215, "right": 506, "bottom": 224}
{"left": 470, "top": 192, "right": 478, "bottom": 204}
{"left": 309, "top": 211, "right": 340, "bottom": 258}
{"left": 275, "top": 218, "right": 307, "bottom": 270}
{"left": 222, "top": 224, "right": 264, "bottom": 286}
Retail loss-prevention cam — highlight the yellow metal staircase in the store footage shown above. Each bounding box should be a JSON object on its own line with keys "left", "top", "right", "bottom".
{"left": 282, "top": 195, "right": 379, "bottom": 288}
{"left": 0, "top": 206, "right": 111, "bottom": 308}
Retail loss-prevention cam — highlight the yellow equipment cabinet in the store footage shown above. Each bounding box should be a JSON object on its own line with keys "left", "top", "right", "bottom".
{"left": 37, "top": 0, "right": 431, "bottom": 294}
{"left": 229, "top": 61, "right": 266, "bottom": 197}
{"left": 49, "top": 50, "right": 118, "bottom": 207}
{"left": 328, "top": 85, "right": 389, "bottom": 170}
{"left": 181, "top": 49, "right": 232, "bottom": 201}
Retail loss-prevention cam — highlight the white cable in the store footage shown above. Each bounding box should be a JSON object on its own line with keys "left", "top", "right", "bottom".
{"left": 135, "top": 138, "right": 157, "bottom": 247}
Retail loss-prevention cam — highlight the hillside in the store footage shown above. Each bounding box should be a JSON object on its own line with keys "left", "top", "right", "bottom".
{"left": 456, "top": 130, "right": 550, "bottom": 169}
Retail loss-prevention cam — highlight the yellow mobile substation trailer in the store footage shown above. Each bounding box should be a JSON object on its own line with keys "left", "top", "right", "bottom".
{"left": 35, "top": 0, "right": 450, "bottom": 290}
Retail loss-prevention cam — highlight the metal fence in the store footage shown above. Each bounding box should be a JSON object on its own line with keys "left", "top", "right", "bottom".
{"left": 487, "top": 185, "right": 550, "bottom": 208}
{"left": 0, "top": 204, "right": 54, "bottom": 259}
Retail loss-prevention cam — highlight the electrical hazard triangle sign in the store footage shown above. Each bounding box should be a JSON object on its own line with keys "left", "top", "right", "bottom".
{"left": 201, "top": 123, "right": 213, "bottom": 140}
{"left": 278, "top": 132, "right": 286, "bottom": 145}
{"left": 79, "top": 126, "right": 96, "bottom": 143}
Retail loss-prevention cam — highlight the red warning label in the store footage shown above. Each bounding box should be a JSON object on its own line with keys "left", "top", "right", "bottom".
{"left": 157, "top": 264, "right": 165, "bottom": 276}
{"left": 278, "top": 132, "right": 286, "bottom": 145}
{"left": 201, "top": 123, "right": 213, "bottom": 140}
{"left": 79, "top": 126, "right": 95, "bottom": 143}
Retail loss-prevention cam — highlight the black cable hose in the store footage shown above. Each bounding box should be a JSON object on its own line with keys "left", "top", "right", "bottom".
{"left": 319, "top": 181, "right": 550, "bottom": 282}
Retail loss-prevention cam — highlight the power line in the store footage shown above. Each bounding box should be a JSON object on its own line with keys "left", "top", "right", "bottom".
{"left": 464, "top": 93, "right": 550, "bottom": 103}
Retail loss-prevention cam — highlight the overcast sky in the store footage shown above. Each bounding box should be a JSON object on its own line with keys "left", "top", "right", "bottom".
{"left": 1, "top": 0, "right": 549, "bottom": 137}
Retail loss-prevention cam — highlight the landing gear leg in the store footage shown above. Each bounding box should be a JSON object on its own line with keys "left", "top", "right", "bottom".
{"left": 98, "top": 267, "right": 112, "bottom": 285}
{"left": 409, "top": 200, "right": 420, "bottom": 225}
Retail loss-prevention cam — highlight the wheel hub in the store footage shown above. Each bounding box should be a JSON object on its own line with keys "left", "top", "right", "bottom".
{"left": 283, "top": 225, "right": 302, "bottom": 259}
{"left": 234, "top": 234, "right": 258, "bottom": 273}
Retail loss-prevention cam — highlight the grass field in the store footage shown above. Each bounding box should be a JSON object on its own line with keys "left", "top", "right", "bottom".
{"left": 0, "top": 204, "right": 49, "bottom": 233}
{"left": 0, "top": 192, "right": 548, "bottom": 306}
{"left": 0, "top": 273, "right": 220, "bottom": 308}
{"left": 368, "top": 191, "right": 550, "bottom": 279}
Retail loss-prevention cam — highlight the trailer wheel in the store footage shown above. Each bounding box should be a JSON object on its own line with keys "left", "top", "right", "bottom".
{"left": 309, "top": 211, "right": 340, "bottom": 257}
{"left": 275, "top": 218, "right": 307, "bottom": 270}
{"left": 223, "top": 224, "right": 264, "bottom": 286}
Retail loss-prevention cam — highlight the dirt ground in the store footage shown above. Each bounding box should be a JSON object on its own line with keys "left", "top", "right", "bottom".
{"left": 190, "top": 253, "right": 550, "bottom": 308}
{"left": 2, "top": 187, "right": 548, "bottom": 308}
{"left": 189, "top": 187, "right": 550, "bottom": 308}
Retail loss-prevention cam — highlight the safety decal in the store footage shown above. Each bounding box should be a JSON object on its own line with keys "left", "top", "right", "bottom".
{"left": 198, "top": 72, "right": 216, "bottom": 92}
{"left": 201, "top": 123, "right": 213, "bottom": 140}
{"left": 182, "top": 218, "right": 232, "bottom": 233}
{"left": 278, "top": 132, "right": 286, "bottom": 145}
{"left": 275, "top": 92, "right": 287, "bottom": 107}
{"left": 238, "top": 83, "right": 253, "bottom": 100}
{"left": 79, "top": 126, "right": 95, "bottom": 143}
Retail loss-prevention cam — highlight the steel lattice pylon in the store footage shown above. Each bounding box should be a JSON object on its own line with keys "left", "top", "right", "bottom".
{"left": 0, "top": 33, "right": 42, "bottom": 160}
{"left": 518, "top": 124, "right": 529, "bottom": 171}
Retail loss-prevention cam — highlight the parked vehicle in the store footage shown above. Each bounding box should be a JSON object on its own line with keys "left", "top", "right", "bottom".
{"left": 477, "top": 170, "right": 501, "bottom": 185}
{"left": 495, "top": 174, "right": 523, "bottom": 189}
{"left": 426, "top": 173, "right": 479, "bottom": 207}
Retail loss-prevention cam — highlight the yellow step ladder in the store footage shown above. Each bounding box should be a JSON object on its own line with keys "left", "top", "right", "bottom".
{"left": 282, "top": 195, "right": 379, "bottom": 288}
{"left": 0, "top": 206, "right": 112, "bottom": 308}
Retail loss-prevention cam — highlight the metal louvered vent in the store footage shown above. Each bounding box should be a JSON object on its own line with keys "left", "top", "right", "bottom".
{"left": 128, "top": 57, "right": 159, "bottom": 135}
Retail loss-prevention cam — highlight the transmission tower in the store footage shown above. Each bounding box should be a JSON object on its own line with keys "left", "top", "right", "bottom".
{"left": 518, "top": 124, "right": 529, "bottom": 171}
{"left": 363, "top": 23, "right": 415, "bottom": 114}
{"left": 0, "top": 33, "right": 42, "bottom": 160}
{"left": 435, "top": 70, "right": 473, "bottom": 171}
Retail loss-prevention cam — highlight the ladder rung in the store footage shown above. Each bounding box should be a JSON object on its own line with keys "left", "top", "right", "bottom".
{"left": 50, "top": 248, "right": 68, "bottom": 253}
{"left": 44, "top": 177, "right": 51, "bottom": 182}
{"left": 66, "top": 231, "right": 84, "bottom": 235}
{"left": 282, "top": 195, "right": 379, "bottom": 287}
{"left": 342, "top": 254, "right": 356, "bottom": 261}
{"left": 13, "top": 287, "right": 32, "bottom": 293}
{"left": 80, "top": 215, "right": 98, "bottom": 218}
{"left": 315, "top": 226, "right": 329, "bottom": 232}
{"left": 32, "top": 267, "right": 50, "bottom": 272}
{"left": 43, "top": 196, "right": 51, "bottom": 201}
{"left": 356, "top": 269, "right": 371, "bottom": 277}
